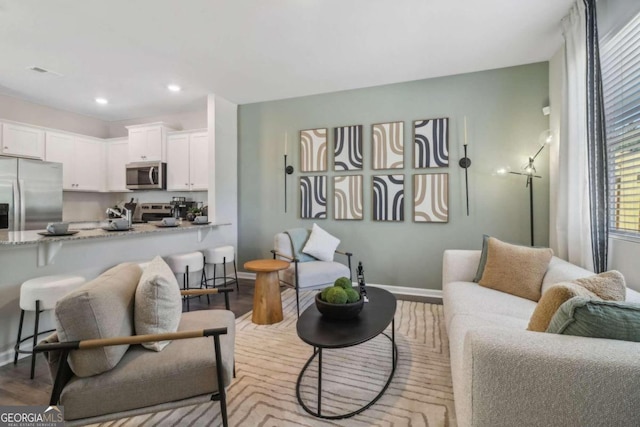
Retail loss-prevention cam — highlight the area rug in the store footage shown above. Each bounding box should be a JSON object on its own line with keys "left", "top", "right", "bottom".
{"left": 92, "top": 289, "right": 456, "bottom": 427}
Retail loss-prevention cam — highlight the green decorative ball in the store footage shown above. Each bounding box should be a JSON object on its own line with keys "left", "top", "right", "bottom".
{"left": 320, "top": 286, "right": 333, "bottom": 301}
{"left": 325, "top": 286, "right": 348, "bottom": 304}
{"left": 345, "top": 288, "right": 360, "bottom": 303}
{"left": 334, "top": 277, "right": 352, "bottom": 290}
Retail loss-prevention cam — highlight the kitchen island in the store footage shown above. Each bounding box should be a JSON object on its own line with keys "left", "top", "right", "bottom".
{"left": 0, "top": 220, "right": 234, "bottom": 367}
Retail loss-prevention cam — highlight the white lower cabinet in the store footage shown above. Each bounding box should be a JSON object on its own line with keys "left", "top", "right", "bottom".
{"left": 167, "top": 131, "right": 208, "bottom": 191}
{"left": 45, "top": 132, "right": 105, "bottom": 191}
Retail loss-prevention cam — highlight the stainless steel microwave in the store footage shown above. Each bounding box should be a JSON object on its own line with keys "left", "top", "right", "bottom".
{"left": 125, "top": 162, "right": 166, "bottom": 190}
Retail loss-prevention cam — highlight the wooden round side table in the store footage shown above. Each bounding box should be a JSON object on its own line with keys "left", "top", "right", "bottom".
{"left": 244, "top": 259, "right": 290, "bottom": 325}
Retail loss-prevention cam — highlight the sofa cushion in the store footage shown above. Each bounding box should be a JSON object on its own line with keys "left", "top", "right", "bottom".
{"left": 547, "top": 297, "right": 640, "bottom": 342}
{"left": 573, "top": 270, "right": 626, "bottom": 301}
{"left": 135, "top": 256, "right": 182, "bottom": 351}
{"left": 59, "top": 309, "right": 235, "bottom": 421}
{"left": 527, "top": 283, "right": 598, "bottom": 332}
{"left": 302, "top": 223, "right": 340, "bottom": 262}
{"left": 541, "top": 257, "right": 593, "bottom": 294}
{"left": 443, "top": 281, "right": 537, "bottom": 330}
{"left": 281, "top": 261, "right": 350, "bottom": 289}
{"left": 55, "top": 263, "right": 142, "bottom": 377}
{"left": 479, "top": 237, "right": 553, "bottom": 302}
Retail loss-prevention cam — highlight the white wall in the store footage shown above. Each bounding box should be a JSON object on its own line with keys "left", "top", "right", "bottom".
{"left": 208, "top": 94, "right": 238, "bottom": 249}
{"left": 0, "top": 92, "right": 108, "bottom": 138}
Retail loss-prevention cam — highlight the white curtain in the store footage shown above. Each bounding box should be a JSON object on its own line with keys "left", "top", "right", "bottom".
{"left": 550, "top": 1, "right": 594, "bottom": 272}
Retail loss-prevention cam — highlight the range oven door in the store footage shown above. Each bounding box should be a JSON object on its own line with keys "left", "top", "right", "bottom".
{"left": 126, "top": 162, "right": 166, "bottom": 190}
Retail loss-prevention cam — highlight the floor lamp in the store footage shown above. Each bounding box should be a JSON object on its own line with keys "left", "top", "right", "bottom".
{"left": 497, "top": 130, "right": 552, "bottom": 246}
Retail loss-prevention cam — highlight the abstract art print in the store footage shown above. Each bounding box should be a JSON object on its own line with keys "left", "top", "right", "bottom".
{"left": 334, "top": 125, "right": 363, "bottom": 170}
{"left": 334, "top": 175, "right": 363, "bottom": 220}
{"left": 300, "top": 176, "right": 327, "bottom": 219}
{"left": 300, "top": 128, "right": 328, "bottom": 172}
{"left": 414, "top": 118, "right": 449, "bottom": 168}
{"left": 414, "top": 173, "right": 449, "bottom": 223}
{"left": 372, "top": 121, "right": 404, "bottom": 169}
{"left": 372, "top": 174, "right": 404, "bottom": 221}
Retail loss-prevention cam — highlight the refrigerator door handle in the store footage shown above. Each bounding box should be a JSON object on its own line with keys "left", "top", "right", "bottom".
{"left": 18, "top": 179, "right": 25, "bottom": 230}
{"left": 12, "top": 179, "right": 20, "bottom": 231}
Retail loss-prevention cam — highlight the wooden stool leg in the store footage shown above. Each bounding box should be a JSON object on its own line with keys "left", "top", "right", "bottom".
{"left": 252, "top": 271, "right": 283, "bottom": 325}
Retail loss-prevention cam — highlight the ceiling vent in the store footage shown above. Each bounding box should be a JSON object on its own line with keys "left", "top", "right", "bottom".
{"left": 27, "top": 66, "right": 62, "bottom": 77}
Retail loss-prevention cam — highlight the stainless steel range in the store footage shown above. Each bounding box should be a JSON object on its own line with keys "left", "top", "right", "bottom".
{"left": 139, "top": 203, "right": 173, "bottom": 222}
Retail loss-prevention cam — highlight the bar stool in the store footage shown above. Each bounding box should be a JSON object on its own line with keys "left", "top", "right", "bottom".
{"left": 202, "top": 246, "right": 239, "bottom": 293}
{"left": 15, "top": 274, "right": 85, "bottom": 379}
{"left": 164, "top": 252, "right": 204, "bottom": 311}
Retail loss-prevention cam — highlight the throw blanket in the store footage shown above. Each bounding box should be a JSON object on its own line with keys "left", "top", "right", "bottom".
{"left": 285, "top": 228, "right": 316, "bottom": 262}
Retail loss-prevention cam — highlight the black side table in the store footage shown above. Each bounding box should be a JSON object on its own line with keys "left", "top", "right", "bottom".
{"left": 295, "top": 286, "right": 397, "bottom": 419}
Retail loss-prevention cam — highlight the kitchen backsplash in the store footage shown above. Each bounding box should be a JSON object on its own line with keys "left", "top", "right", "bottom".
{"left": 63, "top": 191, "right": 207, "bottom": 222}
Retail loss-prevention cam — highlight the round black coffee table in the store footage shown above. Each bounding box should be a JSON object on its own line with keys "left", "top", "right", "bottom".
{"left": 295, "top": 286, "right": 397, "bottom": 419}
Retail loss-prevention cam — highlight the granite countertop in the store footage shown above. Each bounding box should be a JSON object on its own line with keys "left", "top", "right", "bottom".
{"left": 0, "top": 221, "right": 231, "bottom": 245}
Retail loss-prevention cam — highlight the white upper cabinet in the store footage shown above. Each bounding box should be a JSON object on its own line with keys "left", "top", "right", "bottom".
{"left": 126, "top": 123, "right": 173, "bottom": 163}
{"left": 45, "top": 131, "right": 105, "bottom": 191}
{"left": 1, "top": 123, "right": 45, "bottom": 159}
{"left": 166, "top": 130, "right": 208, "bottom": 191}
{"left": 189, "top": 132, "right": 209, "bottom": 190}
{"left": 106, "top": 138, "right": 130, "bottom": 192}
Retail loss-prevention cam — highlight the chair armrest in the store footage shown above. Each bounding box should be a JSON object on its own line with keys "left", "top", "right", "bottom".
{"left": 335, "top": 249, "right": 353, "bottom": 257}
{"left": 181, "top": 287, "right": 233, "bottom": 296}
{"left": 34, "top": 327, "right": 228, "bottom": 352}
{"left": 270, "top": 249, "right": 298, "bottom": 262}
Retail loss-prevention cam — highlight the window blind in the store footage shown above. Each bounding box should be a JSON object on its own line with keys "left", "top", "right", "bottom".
{"left": 602, "top": 12, "right": 640, "bottom": 237}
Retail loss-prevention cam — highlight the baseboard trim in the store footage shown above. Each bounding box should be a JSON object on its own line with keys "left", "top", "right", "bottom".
{"left": 0, "top": 345, "right": 29, "bottom": 368}
{"left": 236, "top": 271, "right": 442, "bottom": 300}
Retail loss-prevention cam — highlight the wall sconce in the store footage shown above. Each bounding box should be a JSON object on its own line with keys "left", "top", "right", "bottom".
{"left": 458, "top": 117, "right": 472, "bottom": 216}
{"left": 284, "top": 134, "right": 294, "bottom": 212}
{"left": 495, "top": 129, "right": 553, "bottom": 246}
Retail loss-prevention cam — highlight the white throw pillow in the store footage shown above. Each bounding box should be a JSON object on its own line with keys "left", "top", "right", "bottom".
{"left": 134, "top": 256, "right": 182, "bottom": 351}
{"left": 302, "top": 223, "right": 340, "bottom": 262}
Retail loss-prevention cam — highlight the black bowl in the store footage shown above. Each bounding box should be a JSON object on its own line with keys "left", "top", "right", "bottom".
{"left": 315, "top": 292, "right": 364, "bottom": 320}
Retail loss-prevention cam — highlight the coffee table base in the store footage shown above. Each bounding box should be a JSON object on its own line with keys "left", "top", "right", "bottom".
{"left": 295, "top": 320, "right": 397, "bottom": 419}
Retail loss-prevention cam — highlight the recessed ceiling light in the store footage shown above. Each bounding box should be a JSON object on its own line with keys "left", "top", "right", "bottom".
{"left": 167, "top": 84, "right": 181, "bottom": 92}
{"left": 95, "top": 97, "right": 108, "bottom": 105}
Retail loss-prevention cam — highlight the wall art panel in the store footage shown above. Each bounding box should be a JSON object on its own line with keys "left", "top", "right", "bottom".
{"left": 372, "top": 174, "right": 404, "bottom": 221}
{"left": 372, "top": 121, "right": 404, "bottom": 169}
{"left": 334, "top": 125, "right": 363, "bottom": 170}
{"left": 413, "top": 173, "right": 449, "bottom": 222}
{"left": 300, "top": 175, "right": 327, "bottom": 219}
{"left": 334, "top": 175, "right": 363, "bottom": 220}
{"left": 300, "top": 128, "right": 327, "bottom": 172}
{"left": 413, "top": 118, "right": 449, "bottom": 168}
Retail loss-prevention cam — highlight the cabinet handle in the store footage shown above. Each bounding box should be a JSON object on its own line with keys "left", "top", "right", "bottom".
{"left": 191, "top": 183, "right": 194, "bottom": 186}
{"left": 4, "top": 146, "right": 7, "bottom": 149}
{"left": 185, "top": 183, "right": 189, "bottom": 186}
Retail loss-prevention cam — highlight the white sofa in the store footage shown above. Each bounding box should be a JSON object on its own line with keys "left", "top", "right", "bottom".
{"left": 442, "top": 250, "right": 640, "bottom": 427}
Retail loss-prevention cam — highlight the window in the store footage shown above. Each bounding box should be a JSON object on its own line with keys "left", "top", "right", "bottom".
{"left": 602, "top": 12, "right": 640, "bottom": 238}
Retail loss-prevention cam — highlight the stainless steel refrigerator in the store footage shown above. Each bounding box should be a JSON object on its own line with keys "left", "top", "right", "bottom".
{"left": 0, "top": 156, "right": 63, "bottom": 231}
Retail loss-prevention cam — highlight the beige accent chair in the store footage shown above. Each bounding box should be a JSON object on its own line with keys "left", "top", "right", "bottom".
{"left": 34, "top": 266, "right": 235, "bottom": 427}
{"left": 272, "top": 231, "right": 352, "bottom": 316}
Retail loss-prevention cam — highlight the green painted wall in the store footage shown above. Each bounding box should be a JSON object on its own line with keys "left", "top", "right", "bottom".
{"left": 238, "top": 63, "right": 550, "bottom": 290}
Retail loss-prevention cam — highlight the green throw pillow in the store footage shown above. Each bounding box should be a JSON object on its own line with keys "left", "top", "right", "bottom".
{"left": 546, "top": 296, "right": 640, "bottom": 343}
{"left": 473, "top": 234, "right": 490, "bottom": 282}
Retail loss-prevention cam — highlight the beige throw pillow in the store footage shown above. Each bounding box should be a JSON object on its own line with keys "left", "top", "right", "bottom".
{"left": 135, "top": 256, "right": 182, "bottom": 351}
{"left": 574, "top": 270, "right": 626, "bottom": 301}
{"left": 55, "top": 263, "right": 142, "bottom": 377}
{"left": 478, "top": 237, "right": 553, "bottom": 302}
{"left": 527, "top": 283, "right": 599, "bottom": 332}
